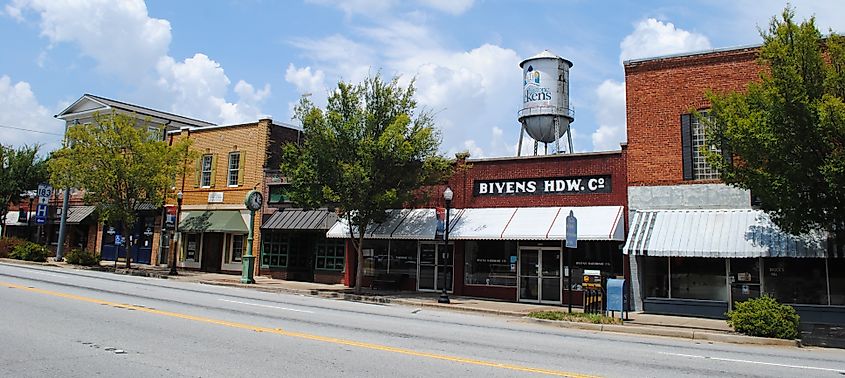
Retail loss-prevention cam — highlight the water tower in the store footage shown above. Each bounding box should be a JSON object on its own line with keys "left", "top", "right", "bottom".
{"left": 517, "top": 50, "right": 574, "bottom": 155}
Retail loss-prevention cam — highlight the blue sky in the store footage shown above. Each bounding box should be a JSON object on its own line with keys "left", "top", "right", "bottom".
{"left": 1, "top": 1, "right": 843, "bottom": 156}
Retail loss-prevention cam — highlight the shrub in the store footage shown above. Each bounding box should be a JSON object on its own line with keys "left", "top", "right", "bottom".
{"left": 726, "top": 295, "right": 799, "bottom": 339}
{"left": 10, "top": 242, "right": 49, "bottom": 262}
{"left": 65, "top": 248, "right": 100, "bottom": 266}
{"left": 0, "top": 237, "right": 27, "bottom": 258}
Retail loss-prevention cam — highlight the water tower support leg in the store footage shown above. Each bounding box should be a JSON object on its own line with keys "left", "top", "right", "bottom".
{"left": 517, "top": 123, "right": 525, "bottom": 157}
{"left": 533, "top": 140, "right": 538, "bottom": 156}
{"left": 566, "top": 126, "right": 574, "bottom": 153}
{"left": 554, "top": 117, "right": 561, "bottom": 154}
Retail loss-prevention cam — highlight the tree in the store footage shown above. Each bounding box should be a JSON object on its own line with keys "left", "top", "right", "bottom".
{"left": 704, "top": 7, "right": 845, "bottom": 251}
{"left": 282, "top": 75, "right": 453, "bottom": 293}
{"left": 0, "top": 144, "right": 48, "bottom": 238}
{"left": 48, "top": 112, "right": 191, "bottom": 268}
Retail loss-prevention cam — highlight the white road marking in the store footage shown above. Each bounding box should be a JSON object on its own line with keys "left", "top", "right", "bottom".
{"left": 218, "top": 298, "right": 314, "bottom": 313}
{"left": 658, "top": 351, "right": 844, "bottom": 373}
{"left": 30, "top": 271, "right": 61, "bottom": 277}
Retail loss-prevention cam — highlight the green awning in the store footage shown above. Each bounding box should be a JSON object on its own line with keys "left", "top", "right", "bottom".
{"left": 178, "top": 210, "right": 248, "bottom": 233}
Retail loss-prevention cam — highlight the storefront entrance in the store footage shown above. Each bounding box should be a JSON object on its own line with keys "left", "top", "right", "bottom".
{"left": 519, "top": 247, "right": 562, "bottom": 304}
{"left": 418, "top": 242, "right": 453, "bottom": 292}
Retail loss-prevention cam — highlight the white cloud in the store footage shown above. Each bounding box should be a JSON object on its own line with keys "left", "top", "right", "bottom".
{"left": 417, "top": 0, "right": 475, "bottom": 15}
{"left": 0, "top": 75, "right": 62, "bottom": 150}
{"left": 305, "top": 0, "right": 397, "bottom": 17}
{"left": 591, "top": 80, "right": 626, "bottom": 151}
{"left": 284, "top": 64, "right": 327, "bottom": 96}
{"left": 10, "top": 0, "right": 269, "bottom": 125}
{"left": 620, "top": 18, "right": 711, "bottom": 62}
{"left": 462, "top": 139, "right": 484, "bottom": 158}
{"left": 8, "top": 0, "right": 171, "bottom": 78}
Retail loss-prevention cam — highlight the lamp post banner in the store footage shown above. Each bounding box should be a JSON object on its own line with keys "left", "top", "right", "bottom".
{"left": 435, "top": 207, "right": 446, "bottom": 240}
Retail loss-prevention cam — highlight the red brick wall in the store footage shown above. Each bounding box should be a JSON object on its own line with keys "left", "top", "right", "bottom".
{"left": 434, "top": 150, "right": 628, "bottom": 209}
{"left": 624, "top": 47, "right": 762, "bottom": 186}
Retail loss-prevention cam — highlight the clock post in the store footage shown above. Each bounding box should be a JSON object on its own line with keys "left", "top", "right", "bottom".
{"left": 242, "top": 190, "right": 263, "bottom": 284}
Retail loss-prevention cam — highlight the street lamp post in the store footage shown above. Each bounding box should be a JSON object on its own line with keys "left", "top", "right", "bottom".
{"left": 438, "top": 187, "right": 453, "bottom": 304}
{"left": 169, "top": 191, "right": 182, "bottom": 275}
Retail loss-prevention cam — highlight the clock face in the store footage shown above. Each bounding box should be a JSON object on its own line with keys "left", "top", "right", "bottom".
{"left": 245, "top": 190, "right": 263, "bottom": 211}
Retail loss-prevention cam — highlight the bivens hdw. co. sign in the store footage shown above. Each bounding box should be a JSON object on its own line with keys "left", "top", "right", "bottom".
{"left": 473, "top": 175, "right": 611, "bottom": 196}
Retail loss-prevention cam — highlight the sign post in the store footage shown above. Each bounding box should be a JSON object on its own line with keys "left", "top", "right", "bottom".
{"left": 565, "top": 211, "right": 577, "bottom": 313}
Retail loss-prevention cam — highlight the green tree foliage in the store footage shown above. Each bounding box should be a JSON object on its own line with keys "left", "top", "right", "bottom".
{"left": 0, "top": 144, "right": 48, "bottom": 238}
{"left": 704, "top": 8, "right": 845, "bottom": 249}
{"left": 48, "top": 112, "right": 191, "bottom": 268}
{"left": 282, "top": 75, "right": 453, "bottom": 293}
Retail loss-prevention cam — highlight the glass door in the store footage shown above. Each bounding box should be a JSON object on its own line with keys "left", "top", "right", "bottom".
{"left": 730, "top": 258, "right": 761, "bottom": 306}
{"left": 418, "top": 242, "right": 453, "bottom": 292}
{"left": 519, "top": 249, "right": 539, "bottom": 301}
{"left": 519, "top": 247, "right": 562, "bottom": 304}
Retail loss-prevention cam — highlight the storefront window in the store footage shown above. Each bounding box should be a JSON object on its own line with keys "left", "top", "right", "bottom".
{"left": 829, "top": 256, "right": 845, "bottom": 305}
{"left": 362, "top": 240, "right": 389, "bottom": 276}
{"left": 389, "top": 240, "right": 417, "bottom": 278}
{"left": 464, "top": 240, "right": 517, "bottom": 287}
{"left": 315, "top": 239, "right": 345, "bottom": 271}
{"left": 261, "top": 232, "right": 288, "bottom": 268}
{"left": 184, "top": 233, "right": 200, "bottom": 262}
{"left": 643, "top": 256, "right": 669, "bottom": 298}
{"left": 671, "top": 257, "right": 727, "bottom": 301}
{"left": 764, "top": 258, "right": 827, "bottom": 305}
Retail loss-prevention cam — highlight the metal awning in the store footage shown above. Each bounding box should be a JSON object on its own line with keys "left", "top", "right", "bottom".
{"left": 3, "top": 211, "right": 34, "bottom": 226}
{"left": 326, "top": 209, "right": 463, "bottom": 240}
{"left": 623, "top": 209, "right": 827, "bottom": 258}
{"left": 178, "top": 210, "right": 248, "bottom": 233}
{"left": 51, "top": 206, "right": 96, "bottom": 225}
{"left": 326, "top": 206, "right": 624, "bottom": 241}
{"left": 261, "top": 208, "right": 338, "bottom": 231}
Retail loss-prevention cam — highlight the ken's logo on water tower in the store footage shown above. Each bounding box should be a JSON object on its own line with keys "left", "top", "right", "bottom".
{"left": 524, "top": 65, "right": 540, "bottom": 86}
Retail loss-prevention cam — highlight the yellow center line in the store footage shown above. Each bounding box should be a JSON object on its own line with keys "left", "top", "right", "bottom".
{"left": 4, "top": 281, "right": 599, "bottom": 378}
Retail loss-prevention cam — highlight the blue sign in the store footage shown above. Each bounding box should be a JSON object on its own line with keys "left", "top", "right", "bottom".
{"left": 606, "top": 278, "right": 625, "bottom": 313}
{"left": 565, "top": 211, "right": 577, "bottom": 248}
{"left": 114, "top": 235, "right": 124, "bottom": 246}
{"left": 35, "top": 203, "right": 48, "bottom": 225}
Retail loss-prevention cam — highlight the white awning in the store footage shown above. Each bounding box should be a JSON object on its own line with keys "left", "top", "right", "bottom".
{"left": 326, "top": 209, "right": 463, "bottom": 240}
{"left": 3, "top": 211, "right": 34, "bottom": 226}
{"left": 623, "top": 209, "right": 827, "bottom": 258}
{"left": 326, "top": 206, "right": 625, "bottom": 242}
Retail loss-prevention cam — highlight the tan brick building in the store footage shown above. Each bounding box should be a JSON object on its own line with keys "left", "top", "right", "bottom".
{"left": 168, "top": 119, "right": 301, "bottom": 273}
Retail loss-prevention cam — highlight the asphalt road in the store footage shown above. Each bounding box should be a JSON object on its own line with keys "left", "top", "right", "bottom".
{"left": 1, "top": 262, "right": 844, "bottom": 378}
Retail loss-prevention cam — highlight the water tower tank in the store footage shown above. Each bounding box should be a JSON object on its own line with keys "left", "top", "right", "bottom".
{"left": 517, "top": 50, "right": 574, "bottom": 144}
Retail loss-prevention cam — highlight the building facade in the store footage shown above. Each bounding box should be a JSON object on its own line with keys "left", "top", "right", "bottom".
{"left": 169, "top": 118, "right": 308, "bottom": 274}
{"left": 330, "top": 150, "right": 628, "bottom": 305}
{"left": 623, "top": 46, "right": 845, "bottom": 323}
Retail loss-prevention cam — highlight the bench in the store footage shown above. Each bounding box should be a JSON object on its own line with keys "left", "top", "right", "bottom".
{"left": 370, "top": 273, "right": 403, "bottom": 290}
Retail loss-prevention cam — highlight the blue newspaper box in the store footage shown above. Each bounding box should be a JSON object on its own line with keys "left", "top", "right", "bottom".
{"left": 606, "top": 278, "right": 625, "bottom": 320}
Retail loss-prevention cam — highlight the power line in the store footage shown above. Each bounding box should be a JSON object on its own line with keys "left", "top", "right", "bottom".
{"left": 0, "top": 123, "right": 64, "bottom": 136}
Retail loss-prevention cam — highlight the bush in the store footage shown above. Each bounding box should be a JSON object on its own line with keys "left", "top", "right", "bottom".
{"left": 0, "top": 237, "right": 27, "bottom": 258}
{"left": 9, "top": 242, "right": 49, "bottom": 262}
{"left": 65, "top": 248, "right": 100, "bottom": 266}
{"left": 726, "top": 295, "right": 799, "bottom": 339}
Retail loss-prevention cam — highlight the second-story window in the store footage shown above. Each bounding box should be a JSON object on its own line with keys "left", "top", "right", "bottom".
{"left": 681, "top": 111, "right": 722, "bottom": 181}
{"left": 228, "top": 152, "right": 240, "bottom": 186}
{"left": 200, "top": 154, "right": 213, "bottom": 187}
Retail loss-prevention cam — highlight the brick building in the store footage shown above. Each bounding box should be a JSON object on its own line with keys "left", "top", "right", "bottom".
{"left": 168, "top": 119, "right": 301, "bottom": 273}
{"left": 330, "top": 150, "right": 628, "bottom": 304}
{"left": 622, "top": 46, "right": 844, "bottom": 323}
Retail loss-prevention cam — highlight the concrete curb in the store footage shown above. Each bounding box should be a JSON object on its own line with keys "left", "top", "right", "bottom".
{"left": 523, "top": 317, "right": 799, "bottom": 346}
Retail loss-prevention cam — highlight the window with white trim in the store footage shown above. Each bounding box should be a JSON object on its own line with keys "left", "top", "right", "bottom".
{"left": 200, "top": 154, "right": 213, "bottom": 187}
{"left": 230, "top": 234, "right": 244, "bottom": 262}
{"left": 228, "top": 152, "right": 240, "bottom": 187}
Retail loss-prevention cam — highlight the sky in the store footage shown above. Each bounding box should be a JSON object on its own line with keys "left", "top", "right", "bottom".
{"left": 1, "top": 1, "right": 843, "bottom": 157}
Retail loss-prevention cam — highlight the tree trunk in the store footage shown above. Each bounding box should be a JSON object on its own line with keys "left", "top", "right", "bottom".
{"left": 355, "top": 232, "right": 366, "bottom": 294}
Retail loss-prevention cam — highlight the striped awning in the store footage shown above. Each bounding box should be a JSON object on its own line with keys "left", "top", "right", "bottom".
{"left": 623, "top": 209, "right": 827, "bottom": 258}
{"left": 51, "top": 206, "right": 96, "bottom": 224}
{"left": 260, "top": 208, "right": 338, "bottom": 231}
{"left": 326, "top": 206, "right": 625, "bottom": 241}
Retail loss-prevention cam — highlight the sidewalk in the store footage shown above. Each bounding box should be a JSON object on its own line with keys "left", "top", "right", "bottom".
{"left": 3, "top": 258, "right": 798, "bottom": 347}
